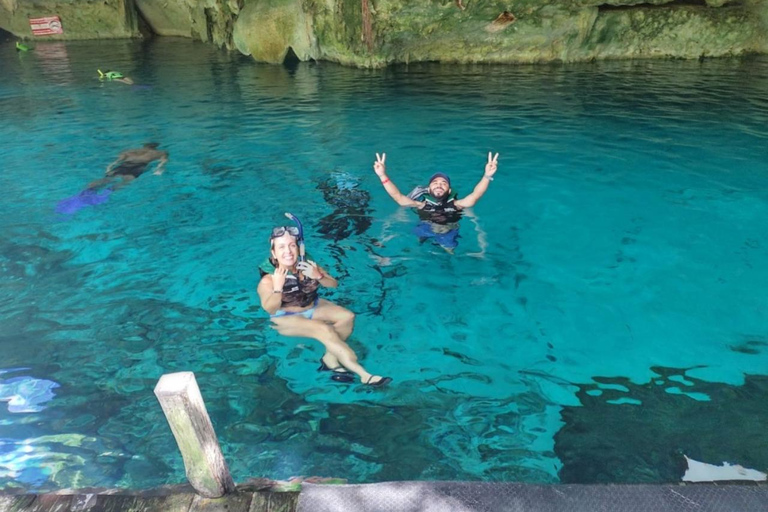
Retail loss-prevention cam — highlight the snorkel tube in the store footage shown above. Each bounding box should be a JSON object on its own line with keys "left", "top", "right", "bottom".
{"left": 284, "top": 212, "right": 306, "bottom": 262}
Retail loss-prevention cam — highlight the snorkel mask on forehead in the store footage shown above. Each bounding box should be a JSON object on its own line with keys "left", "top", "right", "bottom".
{"left": 284, "top": 212, "right": 306, "bottom": 262}
{"left": 270, "top": 226, "right": 300, "bottom": 238}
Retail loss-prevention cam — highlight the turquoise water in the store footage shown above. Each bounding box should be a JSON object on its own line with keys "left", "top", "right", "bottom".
{"left": 1, "top": 38, "right": 768, "bottom": 490}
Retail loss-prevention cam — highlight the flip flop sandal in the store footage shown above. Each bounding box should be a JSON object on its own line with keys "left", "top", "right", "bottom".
{"left": 365, "top": 376, "right": 392, "bottom": 387}
{"left": 319, "top": 357, "right": 355, "bottom": 383}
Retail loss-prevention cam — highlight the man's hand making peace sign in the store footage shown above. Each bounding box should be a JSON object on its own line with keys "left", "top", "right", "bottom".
{"left": 374, "top": 152, "right": 387, "bottom": 177}
{"left": 484, "top": 152, "right": 499, "bottom": 179}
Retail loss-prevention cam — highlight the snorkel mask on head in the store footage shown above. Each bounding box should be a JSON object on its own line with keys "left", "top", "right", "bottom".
{"left": 284, "top": 212, "right": 306, "bottom": 262}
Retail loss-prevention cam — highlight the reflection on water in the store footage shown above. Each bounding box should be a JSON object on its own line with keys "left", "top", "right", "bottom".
{"left": 0, "top": 369, "right": 59, "bottom": 413}
{"left": 33, "top": 43, "right": 74, "bottom": 85}
{"left": 0, "top": 435, "right": 86, "bottom": 487}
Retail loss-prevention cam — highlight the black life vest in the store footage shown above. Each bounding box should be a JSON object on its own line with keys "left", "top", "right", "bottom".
{"left": 258, "top": 258, "right": 319, "bottom": 308}
{"left": 407, "top": 186, "right": 462, "bottom": 224}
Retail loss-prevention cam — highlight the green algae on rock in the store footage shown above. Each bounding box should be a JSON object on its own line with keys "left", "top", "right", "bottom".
{"left": 2, "top": 0, "right": 767, "bottom": 67}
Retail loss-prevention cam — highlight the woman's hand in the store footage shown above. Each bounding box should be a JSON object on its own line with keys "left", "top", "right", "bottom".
{"left": 272, "top": 267, "right": 288, "bottom": 291}
{"left": 297, "top": 260, "right": 323, "bottom": 280}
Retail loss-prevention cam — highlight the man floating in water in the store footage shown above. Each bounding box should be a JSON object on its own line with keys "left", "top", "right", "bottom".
{"left": 372, "top": 151, "right": 499, "bottom": 253}
{"left": 56, "top": 143, "right": 168, "bottom": 215}
{"left": 90, "top": 142, "right": 168, "bottom": 190}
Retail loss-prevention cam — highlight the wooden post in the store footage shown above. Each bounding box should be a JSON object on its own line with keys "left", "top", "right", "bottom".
{"left": 154, "top": 372, "right": 236, "bottom": 498}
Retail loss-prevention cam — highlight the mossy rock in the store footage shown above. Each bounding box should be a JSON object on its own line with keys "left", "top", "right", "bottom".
{"left": 233, "top": 0, "right": 317, "bottom": 64}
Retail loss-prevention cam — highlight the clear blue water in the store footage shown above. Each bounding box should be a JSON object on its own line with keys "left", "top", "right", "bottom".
{"left": 1, "top": 38, "right": 768, "bottom": 491}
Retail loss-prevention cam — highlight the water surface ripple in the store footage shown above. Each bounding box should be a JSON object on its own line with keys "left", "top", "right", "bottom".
{"left": 0, "top": 39, "right": 767, "bottom": 490}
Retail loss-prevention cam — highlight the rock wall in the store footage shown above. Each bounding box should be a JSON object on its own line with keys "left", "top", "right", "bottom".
{"left": 0, "top": 0, "right": 139, "bottom": 40}
{"left": 234, "top": 0, "right": 768, "bottom": 66}
{"left": 299, "top": 0, "right": 768, "bottom": 66}
{"left": 2, "top": 0, "right": 767, "bottom": 66}
{"left": 134, "top": 0, "right": 241, "bottom": 48}
{"left": 232, "top": 0, "right": 317, "bottom": 63}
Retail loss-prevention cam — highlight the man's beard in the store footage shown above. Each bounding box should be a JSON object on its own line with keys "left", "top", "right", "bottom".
{"left": 431, "top": 188, "right": 448, "bottom": 200}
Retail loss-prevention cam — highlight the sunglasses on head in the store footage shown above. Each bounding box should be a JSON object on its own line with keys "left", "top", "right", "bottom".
{"left": 270, "top": 226, "right": 300, "bottom": 239}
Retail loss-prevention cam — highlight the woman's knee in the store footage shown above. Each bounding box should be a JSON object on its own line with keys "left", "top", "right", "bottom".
{"left": 315, "top": 322, "right": 340, "bottom": 342}
{"left": 335, "top": 308, "right": 355, "bottom": 325}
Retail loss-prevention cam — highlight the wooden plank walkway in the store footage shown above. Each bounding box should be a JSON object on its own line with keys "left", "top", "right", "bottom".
{"left": 0, "top": 490, "right": 299, "bottom": 512}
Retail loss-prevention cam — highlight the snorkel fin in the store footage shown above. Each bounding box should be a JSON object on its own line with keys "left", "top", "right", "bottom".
{"left": 284, "top": 212, "right": 306, "bottom": 262}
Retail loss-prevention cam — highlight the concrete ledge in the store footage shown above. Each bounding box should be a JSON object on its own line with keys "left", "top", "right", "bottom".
{"left": 3, "top": 482, "right": 768, "bottom": 512}
{"left": 297, "top": 481, "right": 768, "bottom": 512}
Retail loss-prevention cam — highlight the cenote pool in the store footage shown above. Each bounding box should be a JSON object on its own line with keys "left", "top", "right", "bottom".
{"left": 0, "top": 38, "right": 767, "bottom": 491}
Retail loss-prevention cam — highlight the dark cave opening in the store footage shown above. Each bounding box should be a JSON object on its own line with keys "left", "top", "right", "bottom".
{"left": 283, "top": 46, "right": 301, "bottom": 67}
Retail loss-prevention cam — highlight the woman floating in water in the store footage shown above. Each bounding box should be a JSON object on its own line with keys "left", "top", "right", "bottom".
{"left": 257, "top": 214, "right": 392, "bottom": 387}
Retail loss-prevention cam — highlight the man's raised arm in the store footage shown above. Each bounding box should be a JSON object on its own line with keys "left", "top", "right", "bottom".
{"left": 455, "top": 152, "right": 499, "bottom": 209}
{"left": 373, "top": 152, "right": 424, "bottom": 208}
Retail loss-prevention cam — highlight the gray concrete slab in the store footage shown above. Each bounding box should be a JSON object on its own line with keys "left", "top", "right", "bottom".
{"left": 297, "top": 481, "right": 768, "bottom": 512}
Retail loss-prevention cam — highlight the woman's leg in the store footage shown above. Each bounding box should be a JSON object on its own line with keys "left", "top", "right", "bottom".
{"left": 306, "top": 300, "right": 356, "bottom": 370}
{"left": 312, "top": 299, "right": 355, "bottom": 341}
{"left": 271, "top": 315, "right": 386, "bottom": 384}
